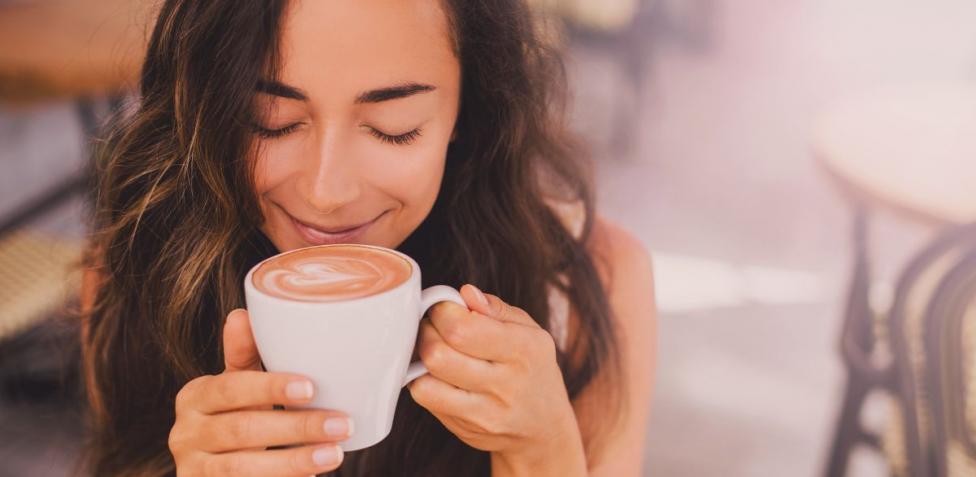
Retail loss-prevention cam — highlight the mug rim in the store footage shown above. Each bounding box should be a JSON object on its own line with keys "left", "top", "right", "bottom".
{"left": 244, "top": 243, "right": 420, "bottom": 306}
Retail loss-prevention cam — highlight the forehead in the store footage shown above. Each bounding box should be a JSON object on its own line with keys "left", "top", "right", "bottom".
{"left": 277, "top": 0, "right": 457, "bottom": 97}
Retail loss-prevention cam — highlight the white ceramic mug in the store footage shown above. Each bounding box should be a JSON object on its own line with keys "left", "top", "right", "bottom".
{"left": 243, "top": 244, "right": 465, "bottom": 451}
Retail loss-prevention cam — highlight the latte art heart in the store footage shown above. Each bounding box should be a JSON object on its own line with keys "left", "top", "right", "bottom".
{"left": 253, "top": 245, "right": 412, "bottom": 302}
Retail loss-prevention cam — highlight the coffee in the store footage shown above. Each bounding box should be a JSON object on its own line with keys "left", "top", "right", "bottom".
{"left": 252, "top": 245, "right": 412, "bottom": 302}
{"left": 244, "top": 244, "right": 465, "bottom": 451}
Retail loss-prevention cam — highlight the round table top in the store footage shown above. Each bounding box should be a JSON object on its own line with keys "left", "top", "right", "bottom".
{"left": 0, "top": 0, "right": 156, "bottom": 103}
{"left": 814, "top": 84, "right": 976, "bottom": 226}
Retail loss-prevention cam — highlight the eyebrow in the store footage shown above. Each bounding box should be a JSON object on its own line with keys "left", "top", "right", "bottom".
{"left": 255, "top": 80, "right": 436, "bottom": 104}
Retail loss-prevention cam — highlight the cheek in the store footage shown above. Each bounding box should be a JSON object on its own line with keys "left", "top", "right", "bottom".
{"left": 360, "top": 137, "right": 449, "bottom": 211}
{"left": 251, "top": 142, "right": 306, "bottom": 249}
{"left": 252, "top": 141, "right": 304, "bottom": 195}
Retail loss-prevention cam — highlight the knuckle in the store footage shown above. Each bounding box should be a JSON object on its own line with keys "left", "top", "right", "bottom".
{"left": 299, "top": 412, "right": 318, "bottom": 440}
{"left": 418, "top": 322, "right": 434, "bottom": 342}
{"left": 221, "top": 457, "right": 242, "bottom": 477}
{"left": 501, "top": 309, "right": 518, "bottom": 324}
{"left": 526, "top": 329, "right": 555, "bottom": 358}
{"left": 409, "top": 376, "right": 430, "bottom": 402}
{"left": 167, "top": 423, "right": 187, "bottom": 455}
{"left": 418, "top": 338, "right": 435, "bottom": 362}
{"left": 175, "top": 375, "right": 207, "bottom": 412}
{"left": 428, "top": 301, "right": 452, "bottom": 317}
{"left": 289, "top": 447, "right": 310, "bottom": 474}
{"left": 228, "top": 413, "right": 254, "bottom": 445}
{"left": 419, "top": 346, "right": 435, "bottom": 369}
{"left": 205, "top": 455, "right": 239, "bottom": 477}
{"left": 212, "top": 376, "right": 236, "bottom": 404}
{"left": 512, "top": 332, "right": 550, "bottom": 365}
{"left": 418, "top": 340, "right": 431, "bottom": 361}
{"left": 443, "top": 322, "right": 468, "bottom": 346}
{"left": 174, "top": 390, "right": 191, "bottom": 414}
{"left": 188, "top": 455, "right": 211, "bottom": 476}
{"left": 534, "top": 329, "right": 557, "bottom": 352}
{"left": 510, "top": 306, "right": 533, "bottom": 324}
{"left": 422, "top": 342, "right": 447, "bottom": 370}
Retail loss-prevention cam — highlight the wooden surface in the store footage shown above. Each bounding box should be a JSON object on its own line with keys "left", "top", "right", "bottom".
{"left": 814, "top": 84, "right": 976, "bottom": 226}
{"left": 0, "top": 0, "right": 156, "bottom": 103}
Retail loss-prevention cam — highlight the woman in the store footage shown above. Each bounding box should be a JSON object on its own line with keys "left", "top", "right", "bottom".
{"left": 80, "top": 0, "right": 656, "bottom": 475}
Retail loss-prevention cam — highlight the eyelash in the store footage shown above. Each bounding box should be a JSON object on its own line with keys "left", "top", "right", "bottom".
{"left": 252, "top": 122, "right": 422, "bottom": 145}
{"left": 253, "top": 123, "right": 301, "bottom": 139}
{"left": 367, "top": 127, "right": 422, "bottom": 145}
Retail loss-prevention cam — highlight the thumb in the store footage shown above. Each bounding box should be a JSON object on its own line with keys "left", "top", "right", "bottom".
{"left": 222, "top": 308, "right": 262, "bottom": 372}
{"left": 460, "top": 284, "right": 539, "bottom": 328}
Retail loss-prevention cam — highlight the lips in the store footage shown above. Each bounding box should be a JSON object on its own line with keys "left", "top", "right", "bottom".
{"left": 288, "top": 211, "right": 384, "bottom": 246}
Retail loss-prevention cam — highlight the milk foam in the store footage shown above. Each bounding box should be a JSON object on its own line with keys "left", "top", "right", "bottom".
{"left": 252, "top": 246, "right": 412, "bottom": 302}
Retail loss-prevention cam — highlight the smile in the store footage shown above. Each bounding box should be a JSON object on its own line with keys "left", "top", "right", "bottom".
{"left": 288, "top": 210, "right": 386, "bottom": 246}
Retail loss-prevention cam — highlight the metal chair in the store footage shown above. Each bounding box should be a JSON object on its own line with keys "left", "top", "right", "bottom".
{"left": 825, "top": 210, "right": 976, "bottom": 476}
{"left": 0, "top": 96, "right": 128, "bottom": 405}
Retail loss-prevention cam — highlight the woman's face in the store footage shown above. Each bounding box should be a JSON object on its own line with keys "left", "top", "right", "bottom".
{"left": 252, "top": 0, "right": 460, "bottom": 252}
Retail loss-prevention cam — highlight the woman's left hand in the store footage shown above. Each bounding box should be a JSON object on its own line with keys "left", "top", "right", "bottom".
{"left": 408, "top": 284, "right": 585, "bottom": 473}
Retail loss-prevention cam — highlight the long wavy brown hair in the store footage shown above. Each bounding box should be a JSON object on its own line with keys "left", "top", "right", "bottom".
{"left": 82, "top": 0, "right": 625, "bottom": 475}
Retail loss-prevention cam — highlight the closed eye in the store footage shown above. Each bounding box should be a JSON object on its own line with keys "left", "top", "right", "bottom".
{"left": 252, "top": 122, "right": 302, "bottom": 139}
{"left": 368, "top": 127, "right": 422, "bottom": 146}
{"left": 251, "top": 122, "right": 422, "bottom": 146}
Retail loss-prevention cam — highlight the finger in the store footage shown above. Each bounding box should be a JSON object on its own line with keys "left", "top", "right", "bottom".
{"left": 200, "top": 409, "right": 353, "bottom": 452}
{"left": 418, "top": 322, "right": 499, "bottom": 393}
{"left": 223, "top": 309, "right": 262, "bottom": 372}
{"left": 426, "top": 303, "right": 530, "bottom": 362}
{"left": 186, "top": 371, "right": 315, "bottom": 414}
{"left": 408, "top": 373, "right": 491, "bottom": 419}
{"left": 462, "top": 285, "right": 540, "bottom": 328}
{"left": 203, "top": 443, "right": 343, "bottom": 477}
{"left": 459, "top": 283, "right": 491, "bottom": 313}
{"left": 485, "top": 293, "right": 540, "bottom": 327}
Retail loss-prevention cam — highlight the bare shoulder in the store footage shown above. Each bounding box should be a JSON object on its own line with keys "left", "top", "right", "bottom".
{"left": 587, "top": 214, "right": 655, "bottom": 302}
{"left": 586, "top": 213, "right": 656, "bottom": 356}
{"left": 573, "top": 214, "right": 656, "bottom": 474}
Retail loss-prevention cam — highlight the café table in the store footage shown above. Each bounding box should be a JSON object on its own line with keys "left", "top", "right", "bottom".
{"left": 0, "top": 0, "right": 152, "bottom": 103}
{"left": 815, "top": 84, "right": 976, "bottom": 477}
{"left": 816, "top": 85, "right": 976, "bottom": 226}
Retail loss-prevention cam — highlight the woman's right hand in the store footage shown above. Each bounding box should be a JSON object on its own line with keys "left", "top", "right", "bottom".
{"left": 168, "top": 309, "right": 352, "bottom": 476}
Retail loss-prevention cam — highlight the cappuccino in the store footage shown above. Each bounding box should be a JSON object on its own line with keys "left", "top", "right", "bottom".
{"left": 244, "top": 243, "right": 466, "bottom": 451}
{"left": 251, "top": 245, "right": 412, "bottom": 302}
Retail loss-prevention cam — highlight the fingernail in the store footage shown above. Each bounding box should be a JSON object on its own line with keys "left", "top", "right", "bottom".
{"left": 286, "top": 380, "right": 314, "bottom": 400}
{"left": 324, "top": 417, "right": 353, "bottom": 437}
{"left": 471, "top": 285, "right": 489, "bottom": 307}
{"left": 313, "top": 445, "right": 342, "bottom": 466}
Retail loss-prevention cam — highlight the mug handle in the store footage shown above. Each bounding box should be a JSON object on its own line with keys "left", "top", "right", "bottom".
{"left": 401, "top": 285, "right": 466, "bottom": 387}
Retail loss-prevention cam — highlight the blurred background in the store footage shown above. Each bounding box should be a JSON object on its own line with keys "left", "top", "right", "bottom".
{"left": 2, "top": 0, "right": 976, "bottom": 476}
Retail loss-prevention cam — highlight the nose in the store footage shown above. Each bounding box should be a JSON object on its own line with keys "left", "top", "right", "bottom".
{"left": 298, "top": 128, "right": 362, "bottom": 215}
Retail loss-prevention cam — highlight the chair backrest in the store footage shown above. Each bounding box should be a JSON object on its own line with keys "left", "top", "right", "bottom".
{"left": 922, "top": 243, "right": 976, "bottom": 476}
{"left": 885, "top": 223, "right": 976, "bottom": 477}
